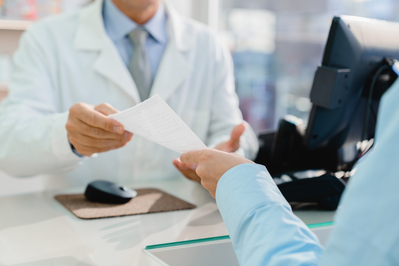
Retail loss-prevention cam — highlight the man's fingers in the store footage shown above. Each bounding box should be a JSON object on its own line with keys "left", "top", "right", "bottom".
{"left": 228, "top": 123, "right": 246, "bottom": 145}
{"left": 72, "top": 103, "right": 124, "bottom": 134}
{"left": 67, "top": 102, "right": 132, "bottom": 156}
{"left": 180, "top": 150, "right": 205, "bottom": 165}
{"left": 73, "top": 139, "right": 129, "bottom": 155}
{"left": 69, "top": 132, "right": 128, "bottom": 150}
{"left": 67, "top": 118, "right": 129, "bottom": 140}
{"left": 94, "top": 103, "right": 120, "bottom": 116}
{"left": 173, "top": 159, "right": 201, "bottom": 183}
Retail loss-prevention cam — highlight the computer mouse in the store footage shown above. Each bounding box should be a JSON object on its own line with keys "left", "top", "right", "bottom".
{"left": 84, "top": 180, "right": 137, "bottom": 204}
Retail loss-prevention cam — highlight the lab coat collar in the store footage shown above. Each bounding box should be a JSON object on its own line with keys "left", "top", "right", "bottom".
{"left": 74, "top": 0, "right": 191, "bottom": 103}
{"left": 164, "top": 0, "right": 192, "bottom": 52}
{"left": 150, "top": 0, "right": 191, "bottom": 100}
{"left": 74, "top": 0, "right": 105, "bottom": 51}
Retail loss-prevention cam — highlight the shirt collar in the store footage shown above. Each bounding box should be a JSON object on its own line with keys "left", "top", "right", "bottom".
{"left": 103, "top": 0, "right": 168, "bottom": 44}
{"left": 144, "top": 2, "right": 168, "bottom": 44}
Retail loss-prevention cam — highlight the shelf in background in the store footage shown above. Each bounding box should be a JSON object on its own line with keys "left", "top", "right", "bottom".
{"left": 0, "top": 20, "right": 28, "bottom": 54}
{"left": 0, "top": 20, "right": 32, "bottom": 31}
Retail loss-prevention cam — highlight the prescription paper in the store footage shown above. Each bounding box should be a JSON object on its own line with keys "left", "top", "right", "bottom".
{"left": 109, "top": 94, "right": 207, "bottom": 154}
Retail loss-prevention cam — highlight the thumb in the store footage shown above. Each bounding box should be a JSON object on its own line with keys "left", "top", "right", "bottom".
{"left": 180, "top": 150, "right": 204, "bottom": 165}
{"left": 94, "top": 103, "right": 120, "bottom": 116}
{"left": 227, "top": 123, "right": 246, "bottom": 147}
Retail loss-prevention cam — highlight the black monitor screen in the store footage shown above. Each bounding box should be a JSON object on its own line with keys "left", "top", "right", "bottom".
{"left": 304, "top": 16, "right": 399, "bottom": 152}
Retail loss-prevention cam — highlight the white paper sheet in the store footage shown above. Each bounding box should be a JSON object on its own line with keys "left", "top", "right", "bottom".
{"left": 109, "top": 94, "right": 207, "bottom": 154}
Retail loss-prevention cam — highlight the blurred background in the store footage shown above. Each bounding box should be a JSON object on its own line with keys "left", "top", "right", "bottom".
{"left": 0, "top": 0, "right": 398, "bottom": 195}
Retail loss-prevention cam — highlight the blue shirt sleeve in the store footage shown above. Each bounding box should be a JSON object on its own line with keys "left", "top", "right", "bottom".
{"left": 216, "top": 80, "right": 399, "bottom": 266}
{"left": 216, "top": 163, "right": 323, "bottom": 266}
{"left": 68, "top": 139, "right": 84, "bottom": 158}
{"left": 320, "top": 79, "right": 399, "bottom": 266}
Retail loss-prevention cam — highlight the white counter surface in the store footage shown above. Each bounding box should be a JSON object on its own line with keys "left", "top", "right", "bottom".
{"left": 0, "top": 177, "right": 335, "bottom": 266}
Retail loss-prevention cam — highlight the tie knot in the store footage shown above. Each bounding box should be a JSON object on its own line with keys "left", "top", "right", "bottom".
{"left": 129, "top": 28, "right": 149, "bottom": 46}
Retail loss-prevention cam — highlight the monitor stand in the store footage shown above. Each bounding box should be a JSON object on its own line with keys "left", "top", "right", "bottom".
{"left": 255, "top": 130, "right": 351, "bottom": 210}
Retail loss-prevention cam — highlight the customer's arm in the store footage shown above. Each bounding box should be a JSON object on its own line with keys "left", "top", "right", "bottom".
{"left": 319, "top": 80, "right": 399, "bottom": 266}
{"left": 180, "top": 150, "right": 323, "bottom": 266}
{"left": 181, "top": 77, "right": 399, "bottom": 266}
{"left": 218, "top": 164, "right": 323, "bottom": 266}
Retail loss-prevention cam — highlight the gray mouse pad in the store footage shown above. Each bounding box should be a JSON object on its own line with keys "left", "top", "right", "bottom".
{"left": 55, "top": 188, "right": 196, "bottom": 219}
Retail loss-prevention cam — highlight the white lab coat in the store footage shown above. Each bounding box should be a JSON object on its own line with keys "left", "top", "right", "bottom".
{"left": 0, "top": 0, "right": 258, "bottom": 189}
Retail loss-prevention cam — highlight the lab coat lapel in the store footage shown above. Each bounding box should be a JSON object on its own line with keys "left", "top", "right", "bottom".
{"left": 150, "top": 2, "right": 191, "bottom": 101}
{"left": 150, "top": 41, "right": 190, "bottom": 100}
{"left": 93, "top": 39, "right": 141, "bottom": 103}
{"left": 73, "top": 0, "right": 141, "bottom": 104}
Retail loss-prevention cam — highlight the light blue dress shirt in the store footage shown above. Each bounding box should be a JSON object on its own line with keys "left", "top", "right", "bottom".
{"left": 216, "top": 79, "right": 399, "bottom": 265}
{"left": 102, "top": 0, "right": 168, "bottom": 80}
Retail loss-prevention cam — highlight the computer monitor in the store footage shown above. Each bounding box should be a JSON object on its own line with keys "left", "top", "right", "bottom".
{"left": 254, "top": 16, "right": 399, "bottom": 209}
{"left": 304, "top": 16, "right": 399, "bottom": 155}
{"left": 256, "top": 15, "right": 399, "bottom": 176}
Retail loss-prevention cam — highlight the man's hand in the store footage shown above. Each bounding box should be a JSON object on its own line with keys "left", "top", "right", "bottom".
{"left": 214, "top": 123, "right": 245, "bottom": 152}
{"left": 180, "top": 149, "right": 253, "bottom": 198}
{"left": 173, "top": 123, "right": 246, "bottom": 182}
{"left": 66, "top": 103, "right": 133, "bottom": 157}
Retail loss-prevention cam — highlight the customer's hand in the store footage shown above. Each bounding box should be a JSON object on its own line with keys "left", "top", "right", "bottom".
{"left": 180, "top": 149, "right": 253, "bottom": 197}
{"left": 173, "top": 123, "right": 246, "bottom": 182}
{"left": 66, "top": 103, "right": 133, "bottom": 157}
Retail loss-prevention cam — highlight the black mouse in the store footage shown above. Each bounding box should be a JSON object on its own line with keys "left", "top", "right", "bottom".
{"left": 84, "top": 180, "right": 137, "bottom": 204}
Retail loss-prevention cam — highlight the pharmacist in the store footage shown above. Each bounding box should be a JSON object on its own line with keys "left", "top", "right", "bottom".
{"left": 0, "top": 0, "right": 258, "bottom": 188}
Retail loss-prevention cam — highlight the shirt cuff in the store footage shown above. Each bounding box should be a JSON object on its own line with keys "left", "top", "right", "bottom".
{"left": 51, "top": 112, "right": 84, "bottom": 161}
{"left": 68, "top": 138, "right": 84, "bottom": 158}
